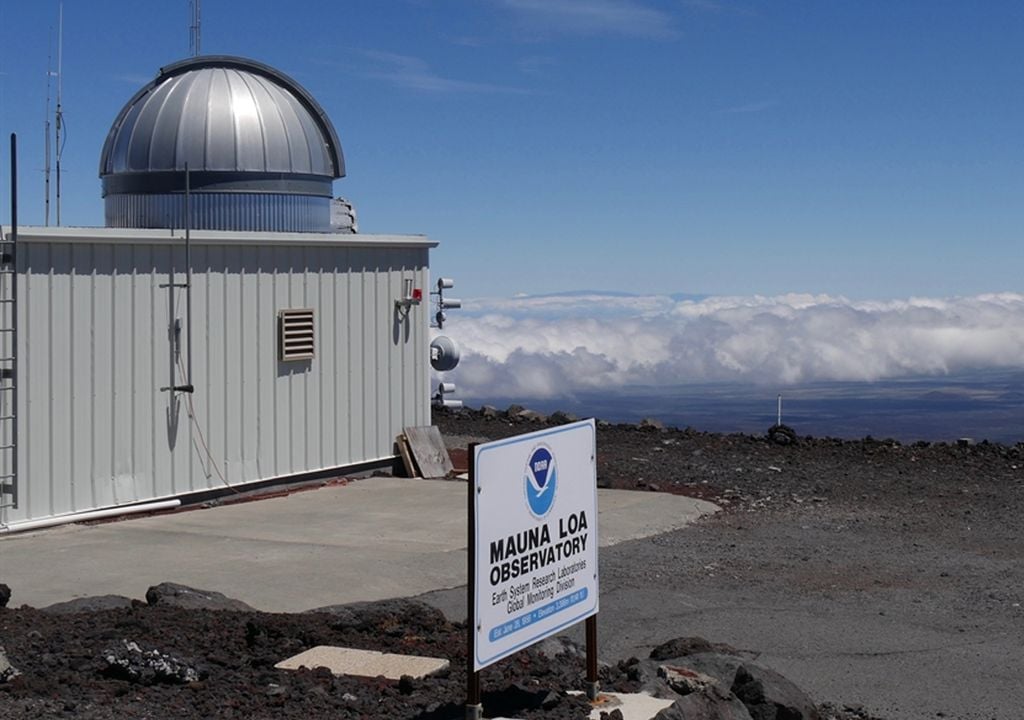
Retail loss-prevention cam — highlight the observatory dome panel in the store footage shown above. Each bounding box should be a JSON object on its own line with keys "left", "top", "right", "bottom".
{"left": 149, "top": 75, "right": 191, "bottom": 170}
{"left": 125, "top": 76, "right": 177, "bottom": 171}
{"left": 177, "top": 68, "right": 214, "bottom": 171}
{"left": 246, "top": 73, "right": 291, "bottom": 171}
{"left": 204, "top": 68, "right": 236, "bottom": 171}
{"left": 100, "top": 56, "right": 345, "bottom": 232}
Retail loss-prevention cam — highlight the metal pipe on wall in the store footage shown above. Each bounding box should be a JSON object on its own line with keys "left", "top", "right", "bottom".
{"left": 11, "top": 135, "right": 18, "bottom": 511}
{"left": 2, "top": 499, "right": 181, "bottom": 534}
{"left": 185, "top": 164, "right": 194, "bottom": 388}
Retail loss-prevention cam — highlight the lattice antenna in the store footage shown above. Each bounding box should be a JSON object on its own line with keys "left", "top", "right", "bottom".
{"left": 189, "top": 0, "right": 202, "bottom": 56}
{"left": 44, "top": 31, "right": 53, "bottom": 226}
{"left": 54, "top": 1, "right": 64, "bottom": 226}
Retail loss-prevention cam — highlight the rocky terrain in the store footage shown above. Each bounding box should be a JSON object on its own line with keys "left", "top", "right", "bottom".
{"left": 1, "top": 404, "right": 1021, "bottom": 719}
{"left": 0, "top": 584, "right": 870, "bottom": 720}
{"left": 439, "top": 406, "right": 1024, "bottom": 720}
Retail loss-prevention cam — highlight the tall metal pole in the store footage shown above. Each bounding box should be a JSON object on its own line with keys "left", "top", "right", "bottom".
{"left": 44, "top": 41, "right": 52, "bottom": 227}
{"left": 9, "top": 133, "right": 18, "bottom": 509}
{"left": 184, "top": 164, "right": 193, "bottom": 387}
{"left": 189, "top": 0, "right": 201, "bottom": 56}
{"left": 158, "top": 167, "right": 195, "bottom": 396}
{"left": 43, "top": 118, "right": 50, "bottom": 226}
{"left": 54, "top": 1, "right": 63, "bottom": 227}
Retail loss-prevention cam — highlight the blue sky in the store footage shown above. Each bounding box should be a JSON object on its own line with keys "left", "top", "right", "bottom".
{"left": 0, "top": 0, "right": 1021, "bottom": 301}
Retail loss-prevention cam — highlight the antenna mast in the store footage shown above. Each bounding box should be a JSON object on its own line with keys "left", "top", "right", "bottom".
{"left": 44, "top": 34, "right": 53, "bottom": 227}
{"left": 189, "top": 0, "right": 201, "bottom": 56}
{"left": 44, "top": 100, "right": 51, "bottom": 229}
{"left": 54, "top": 1, "right": 64, "bottom": 227}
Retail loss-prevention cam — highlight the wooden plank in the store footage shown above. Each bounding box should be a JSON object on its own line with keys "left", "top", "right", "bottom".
{"left": 396, "top": 434, "right": 419, "bottom": 478}
{"left": 403, "top": 425, "right": 455, "bottom": 479}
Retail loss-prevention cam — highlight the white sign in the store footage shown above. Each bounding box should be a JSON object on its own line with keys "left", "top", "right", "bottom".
{"left": 472, "top": 419, "right": 599, "bottom": 671}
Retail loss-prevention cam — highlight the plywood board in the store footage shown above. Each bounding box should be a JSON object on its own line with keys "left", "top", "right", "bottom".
{"left": 396, "top": 434, "right": 420, "bottom": 478}
{"left": 403, "top": 425, "right": 454, "bottom": 479}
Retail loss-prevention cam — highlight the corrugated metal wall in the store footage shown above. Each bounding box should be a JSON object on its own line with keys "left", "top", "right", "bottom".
{"left": 105, "top": 193, "right": 332, "bottom": 232}
{"left": 2, "top": 229, "right": 433, "bottom": 525}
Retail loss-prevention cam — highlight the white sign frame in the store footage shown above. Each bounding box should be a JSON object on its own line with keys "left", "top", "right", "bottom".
{"left": 471, "top": 419, "right": 599, "bottom": 671}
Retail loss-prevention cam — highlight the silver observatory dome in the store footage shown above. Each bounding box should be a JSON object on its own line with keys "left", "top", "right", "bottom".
{"left": 100, "top": 56, "right": 345, "bottom": 232}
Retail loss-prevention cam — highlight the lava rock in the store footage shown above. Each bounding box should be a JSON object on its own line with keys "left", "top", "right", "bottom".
{"left": 516, "top": 409, "right": 547, "bottom": 423}
{"left": 534, "top": 635, "right": 586, "bottom": 661}
{"left": 0, "top": 583, "right": 10, "bottom": 608}
{"left": 549, "top": 410, "right": 580, "bottom": 424}
{"left": 305, "top": 598, "right": 449, "bottom": 633}
{"left": 0, "top": 645, "right": 20, "bottom": 682}
{"left": 398, "top": 675, "right": 416, "bottom": 694}
{"left": 481, "top": 405, "right": 499, "bottom": 418}
{"left": 482, "top": 683, "right": 563, "bottom": 716}
{"left": 41, "top": 594, "right": 136, "bottom": 614}
{"left": 101, "top": 639, "right": 205, "bottom": 685}
{"left": 650, "top": 637, "right": 739, "bottom": 661}
{"left": 632, "top": 652, "right": 750, "bottom": 701}
{"left": 731, "top": 663, "right": 819, "bottom": 720}
{"left": 659, "top": 664, "right": 721, "bottom": 695}
{"left": 767, "top": 424, "right": 798, "bottom": 446}
{"left": 145, "top": 582, "right": 254, "bottom": 611}
{"left": 640, "top": 418, "right": 666, "bottom": 431}
{"left": 655, "top": 684, "right": 754, "bottom": 720}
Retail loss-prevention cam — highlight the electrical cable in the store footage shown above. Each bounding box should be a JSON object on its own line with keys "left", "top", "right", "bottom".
{"left": 171, "top": 287, "right": 237, "bottom": 493}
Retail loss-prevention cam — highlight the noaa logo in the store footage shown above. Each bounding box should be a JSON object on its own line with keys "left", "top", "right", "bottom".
{"left": 524, "top": 445, "right": 557, "bottom": 518}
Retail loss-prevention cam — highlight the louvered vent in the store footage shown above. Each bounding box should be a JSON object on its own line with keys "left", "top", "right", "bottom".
{"left": 279, "top": 309, "right": 315, "bottom": 361}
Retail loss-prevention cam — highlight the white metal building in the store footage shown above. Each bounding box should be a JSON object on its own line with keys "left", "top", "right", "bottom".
{"left": 0, "top": 56, "right": 436, "bottom": 529}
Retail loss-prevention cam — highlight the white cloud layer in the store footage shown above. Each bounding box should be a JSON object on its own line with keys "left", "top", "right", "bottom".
{"left": 438, "top": 293, "right": 1024, "bottom": 399}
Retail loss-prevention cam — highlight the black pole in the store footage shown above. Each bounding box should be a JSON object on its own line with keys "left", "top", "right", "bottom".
{"left": 184, "top": 163, "right": 193, "bottom": 390}
{"left": 9, "top": 134, "right": 17, "bottom": 510}
{"left": 586, "top": 615, "right": 599, "bottom": 699}
{"left": 10, "top": 134, "right": 17, "bottom": 234}
{"left": 586, "top": 421, "right": 599, "bottom": 700}
{"left": 466, "top": 442, "right": 481, "bottom": 719}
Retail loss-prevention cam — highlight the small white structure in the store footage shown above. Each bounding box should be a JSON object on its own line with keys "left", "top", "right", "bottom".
{"left": 0, "top": 56, "right": 436, "bottom": 528}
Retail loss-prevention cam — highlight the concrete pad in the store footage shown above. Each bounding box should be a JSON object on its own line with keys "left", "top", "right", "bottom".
{"left": 595, "top": 491, "right": 714, "bottom": 547}
{"left": 275, "top": 646, "right": 449, "bottom": 679}
{"left": 0, "top": 478, "right": 718, "bottom": 612}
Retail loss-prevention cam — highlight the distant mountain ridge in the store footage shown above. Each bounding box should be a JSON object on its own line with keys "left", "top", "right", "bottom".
{"left": 464, "top": 369, "right": 1024, "bottom": 444}
{"left": 514, "top": 289, "right": 709, "bottom": 303}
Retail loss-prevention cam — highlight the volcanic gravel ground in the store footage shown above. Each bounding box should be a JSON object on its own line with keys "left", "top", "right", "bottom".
{"left": 1, "top": 406, "right": 1021, "bottom": 719}
{"left": 438, "top": 407, "right": 1024, "bottom": 719}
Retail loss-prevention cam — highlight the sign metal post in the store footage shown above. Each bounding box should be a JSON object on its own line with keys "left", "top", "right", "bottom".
{"left": 586, "top": 615, "right": 598, "bottom": 700}
{"left": 466, "top": 442, "right": 481, "bottom": 720}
